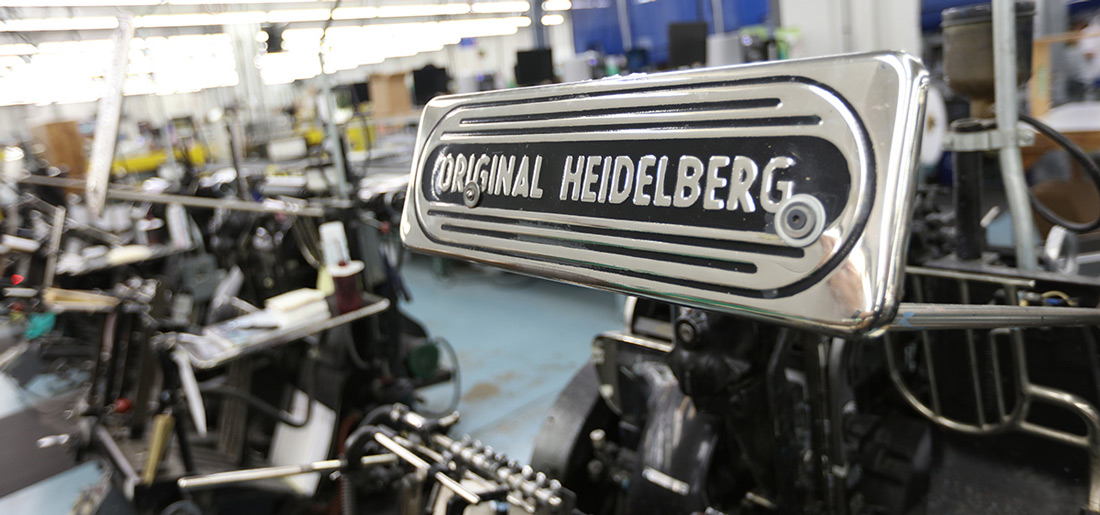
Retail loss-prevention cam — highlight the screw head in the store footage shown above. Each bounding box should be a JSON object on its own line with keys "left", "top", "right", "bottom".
{"left": 676, "top": 320, "right": 697, "bottom": 345}
{"left": 462, "top": 182, "right": 481, "bottom": 208}
{"left": 775, "top": 194, "right": 826, "bottom": 248}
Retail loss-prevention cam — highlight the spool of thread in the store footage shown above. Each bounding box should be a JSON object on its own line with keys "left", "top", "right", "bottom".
{"left": 330, "top": 260, "right": 365, "bottom": 314}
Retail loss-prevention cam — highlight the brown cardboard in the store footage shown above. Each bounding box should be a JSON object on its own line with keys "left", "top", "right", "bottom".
{"left": 33, "top": 120, "right": 87, "bottom": 177}
{"left": 368, "top": 72, "right": 412, "bottom": 119}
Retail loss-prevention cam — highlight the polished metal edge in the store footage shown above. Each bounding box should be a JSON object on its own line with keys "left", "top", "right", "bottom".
{"left": 402, "top": 51, "right": 929, "bottom": 335}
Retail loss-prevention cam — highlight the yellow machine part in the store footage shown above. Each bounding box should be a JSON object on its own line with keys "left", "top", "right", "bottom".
{"left": 113, "top": 145, "right": 208, "bottom": 175}
{"left": 299, "top": 123, "right": 375, "bottom": 152}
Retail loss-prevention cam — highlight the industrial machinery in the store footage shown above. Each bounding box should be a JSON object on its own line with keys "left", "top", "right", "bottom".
{"left": 384, "top": 3, "right": 1100, "bottom": 514}
{"left": 11, "top": 2, "right": 1100, "bottom": 514}
{"left": 3, "top": 136, "right": 455, "bottom": 514}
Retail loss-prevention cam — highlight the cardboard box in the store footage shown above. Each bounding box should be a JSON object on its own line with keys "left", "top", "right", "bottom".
{"left": 33, "top": 120, "right": 87, "bottom": 177}
{"left": 368, "top": 73, "right": 412, "bottom": 119}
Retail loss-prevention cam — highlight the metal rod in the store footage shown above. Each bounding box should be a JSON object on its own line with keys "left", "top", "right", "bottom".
{"left": 86, "top": 14, "right": 133, "bottom": 217}
{"left": 95, "top": 425, "right": 139, "bottom": 500}
{"left": 885, "top": 335, "right": 1013, "bottom": 435}
{"left": 178, "top": 454, "right": 396, "bottom": 491}
{"left": 886, "top": 303, "right": 1100, "bottom": 331}
{"left": 375, "top": 432, "right": 481, "bottom": 505}
{"left": 19, "top": 175, "right": 325, "bottom": 217}
{"left": 318, "top": 62, "right": 351, "bottom": 201}
{"left": 464, "top": 471, "right": 537, "bottom": 514}
{"left": 922, "top": 335, "right": 943, "bottom": 415}
{"left": 616, "top": 0, "right": 633, "bottom": 51}
{"left": 710, "top": 0, "right": 725, "bottom": 34}
{"left": 608, "top": 331, "right": 674, "bottom": 354}
{"left": 912, "top": 277, "right": 942, "bottom": 415}
{"left": 993, "top": 0, "right": 1038, "bottom": 271}
{"left": 42, "top": 206, "right": 65, "bottom": 287}
{"left": 434, "top": 470, "right": 481, "bottom": 505}
{"left": 905, "top": 265, "right": 1035, "bottom": 287}
{"left": 989, "top": 331, "right": 1009, "bottom": 420}
{"left": 960, "top": 281, "right": 987, "bottom": 425}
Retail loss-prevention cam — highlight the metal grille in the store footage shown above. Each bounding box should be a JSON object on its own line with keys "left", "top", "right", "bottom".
{"left": 885, "top": 269, "right": 1100, "bottom": 511}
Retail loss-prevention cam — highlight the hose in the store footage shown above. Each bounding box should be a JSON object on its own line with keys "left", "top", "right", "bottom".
{"left": 1019, "top": 113, "right": 1100, "bottom": 233}
{"left": 363, "top": 404, "right": 396, "bottom": 426}
{"left": 200, "top": 347, "right": 317, "bottom": 428}
{"left": 418, "top": 337, "right": 461, "bottom": 418}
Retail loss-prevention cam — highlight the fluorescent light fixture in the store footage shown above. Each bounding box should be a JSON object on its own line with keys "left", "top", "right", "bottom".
{"left": 332, "top": 7, "right": 378, "bottom": 20}
{"left": 542, "top": 0, "right": 571, "bottom": 11}
{"left": 37, "top": 39, "right": 110, "bottom": 53}
{"left": 266, "top": 9, "right": 332, "bottom": 24}
{"left": 136, "top": 11, "right": 267, "bottom": 28}
{"left": 540, "top": 13, "right": 564, "bottom": 25}
{"left": 376, "top": 3, "right": 471, "bottom": 18}
{"left": 0, "top": 3, "right": 529, "bottom": 34}
{"left": 471, "top": 1, "right": 530, "bottom": 13}
{"left": 168, "top": 0, "right": 302, "bottom": 3}
{"left": 0, "top": 43, "right": 37, "bottom": 56}
{"left": 0, "top": 0, "right": 155, "bottom": 6}
{"left": 0, "top": 16, "right": 119, "bottom": 32}
{"left": 0, "top": 56, "right": 26, "bottom": 68}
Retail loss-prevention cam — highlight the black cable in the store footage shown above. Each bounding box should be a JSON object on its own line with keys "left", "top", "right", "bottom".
{"left": 362, "top": 404, "right": 395, "bottom": 426}
{"left": 344, "top": 326, "right": 372, "bottom": 371}
{"left": 1019, "top": 113, "right": 1100, "bottom": 233}
{"left": 200, "top": 348, "right": 317, "bottom": 428}
{"left": 201, "top": 384, "right": 313, "bottom": 428}
{"left": 418, "top": 337, "right": 461, "bottom": 418}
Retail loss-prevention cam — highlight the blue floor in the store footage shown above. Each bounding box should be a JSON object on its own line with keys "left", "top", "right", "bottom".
{"left": 0, "top": 256, "right": 621, "bottom": 513}
{"left": 400, "top": 256, "right": 622, "bottom": 461}
{"left": 0, "top": 462, "right": 103, "bottom": 514}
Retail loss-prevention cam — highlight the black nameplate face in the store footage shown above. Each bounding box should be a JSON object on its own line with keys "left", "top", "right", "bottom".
{"left": 423, "top": 137, "right": 851, "bottom": 232}
{"left": 402, "top": 52, "right": 928, "bottom": 335}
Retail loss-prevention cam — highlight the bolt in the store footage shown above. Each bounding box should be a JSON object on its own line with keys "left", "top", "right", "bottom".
{"left": 589, "top": 429, "right": 606, "bottom": 449}
{"left": 462, "top": 182, "right": 481, "bottom": 208}
{"left": 676, "top": 320, "right": 697, "bottom": 345}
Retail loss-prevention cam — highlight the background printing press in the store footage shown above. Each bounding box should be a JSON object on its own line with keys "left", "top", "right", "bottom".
{"left": 8, "top": 1, "right": 1100, "bottom": 514}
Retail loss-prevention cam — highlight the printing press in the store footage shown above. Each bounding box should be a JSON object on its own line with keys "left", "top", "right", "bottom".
{"left": 7, "top": 2, "right": 1100, "bottom": 514}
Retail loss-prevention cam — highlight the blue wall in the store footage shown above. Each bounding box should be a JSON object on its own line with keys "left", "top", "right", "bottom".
{"left": 574, "top": 0, "right": 1100, "bottom": 65}
{"left": 571, "top": 0, "right": 770, "bottom": 65}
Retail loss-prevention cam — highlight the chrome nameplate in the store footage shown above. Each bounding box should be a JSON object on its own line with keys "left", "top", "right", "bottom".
{"left": 402, "top": 52, "right": 928, "bottom": 335}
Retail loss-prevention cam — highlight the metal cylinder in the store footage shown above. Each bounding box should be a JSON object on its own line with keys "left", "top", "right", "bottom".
{"left": 952, "top": 119, "right": 987, "bottom": 260}
{"left": 942, "top": 1, "right": 1035, "bottom": 117}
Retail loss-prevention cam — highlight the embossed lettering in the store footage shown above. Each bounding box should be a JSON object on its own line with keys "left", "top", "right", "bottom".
{"left": 761, "top": 156, "right": 795, "bottom": 213}
{"left": 703, "top": 155, "right": 730, "bottom": 210}
{"left": 633, "top": 155, "right": 657, "bottom": 206}
{"left": 727, "top": 156, "right": 759, "bottom": 213}
{"left": 673, "top": 155, "right": 704, "bottom": 208}
{"left": 609, "top": 156, "right": 634, "bottom": 205}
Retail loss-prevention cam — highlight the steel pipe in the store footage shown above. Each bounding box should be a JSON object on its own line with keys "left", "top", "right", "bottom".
{"left": 993, "top": 0, "right": 1038, "bottom": 271}
{"left": 886, "top": 302, "right": 1100, "bottom": 331}
{"left": 177, "top": 454, "right": 397, "bottom": 491}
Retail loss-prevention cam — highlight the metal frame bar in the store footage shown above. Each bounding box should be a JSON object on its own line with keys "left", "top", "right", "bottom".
{"left": 177, "top": 454, "right": 397, "bottom": 491}
{"left": 992, "top": 0, "right": 1038, "bottom": 271}
{"left": 18, "top": 175, "right": 326, "bottom": 218}
{"left": 884, "top": 275, "right": 1100, "bottom": 512}
{"left": 885, "top": 303, "right": 1100, "bottom": 331}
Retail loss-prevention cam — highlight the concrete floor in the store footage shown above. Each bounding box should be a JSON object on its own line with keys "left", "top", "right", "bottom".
{"left": 0, "top": 256, "right": 621, "bottom": 513}
{"left": 401, "top": 257, "right": 622, "bottom": 461}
